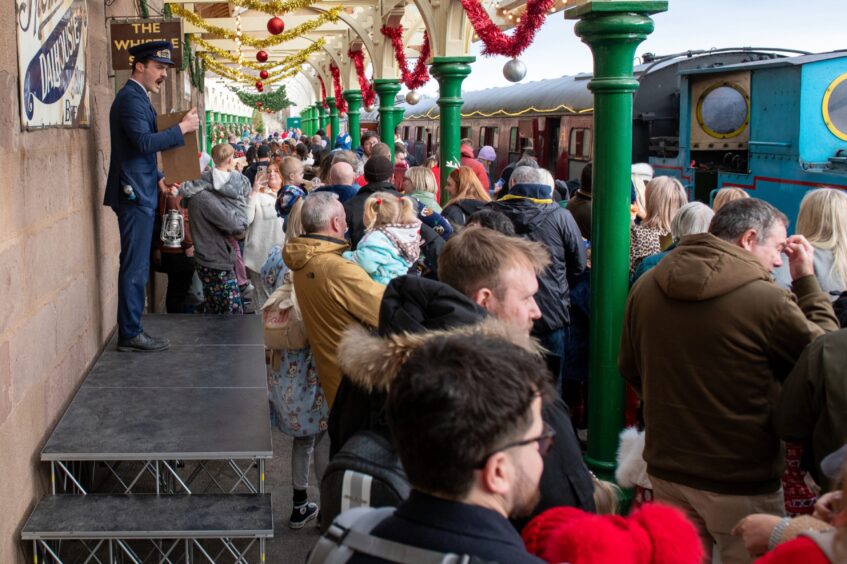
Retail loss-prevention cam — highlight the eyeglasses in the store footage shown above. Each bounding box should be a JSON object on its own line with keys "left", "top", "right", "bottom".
{"left": 475, "top": 424, "right": 556, "bottom": 469}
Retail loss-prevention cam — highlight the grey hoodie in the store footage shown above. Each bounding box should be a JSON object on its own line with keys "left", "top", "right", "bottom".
{"left": 179, "top": 170, "right": 250, "bottom": 270}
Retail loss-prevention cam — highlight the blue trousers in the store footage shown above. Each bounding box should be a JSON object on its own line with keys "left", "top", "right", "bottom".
{"left": 116, "top": 204, "right": 155, "bottom": 339}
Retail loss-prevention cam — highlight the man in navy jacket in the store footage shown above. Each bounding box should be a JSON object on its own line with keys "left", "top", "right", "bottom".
{"left": 104, "top": 41, "right": 199, "bottom": 351}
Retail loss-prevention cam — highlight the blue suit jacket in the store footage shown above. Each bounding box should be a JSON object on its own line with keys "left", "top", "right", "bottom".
{"left": 104, "top": 80, "right": 184, "bottom": 211}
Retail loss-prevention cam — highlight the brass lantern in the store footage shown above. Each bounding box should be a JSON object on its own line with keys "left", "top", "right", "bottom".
{"left": 160, "top": 209, "right": 185, "bottom": 248}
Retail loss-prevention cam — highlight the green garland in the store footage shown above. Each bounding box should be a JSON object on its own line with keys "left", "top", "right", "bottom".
{"left": 230, "top": 85, "right": 292, "bottom": 112}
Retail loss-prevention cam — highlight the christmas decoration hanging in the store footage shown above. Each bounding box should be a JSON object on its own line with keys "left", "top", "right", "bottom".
{"left": 459, "top": 0, "right": 554, "bottom": 58}
{"left": 502, "top": 58, "right": 527, "bottom": 82}
{"left": 348, "top": 47, "right": 376, "bottom": 108}
{"left": 318, "top": 77, "right": 329, "bottom": 110}
{"left": 226, "top": 0, "right": 319, "bottom": 16}
{"left": 256, "top": 50, "right": 268, "bottom": 62}
{"left": 201, "top": 53, "right": 298, "bottom": 86}
{"left": 405, "top": 90, "right": 421, "bottom": 105}
{"left": 256, "top": 80, "right": 264, "bottom": 89}
{"left": 329, "top": 63, "right": 348, "bottom": 113}
{"left": 192, "top": 36, "right": 325, "bottom": 73}
{"left": 380, "top": 26, "right": 430, "bottom": 90}
{"left": 267, "top": 16, "right": 285, "bottom": 35}
{"left": 230, "top": 85, "right": 293, "bottom": 112}
{"left": 260, "top": 70, "right": 269, "bottom": 79}
{"left": 169, "top": 4, "right": 341, "bottom": 50}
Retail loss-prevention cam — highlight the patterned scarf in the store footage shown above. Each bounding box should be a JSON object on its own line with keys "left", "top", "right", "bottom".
{"left": 378, "top": 222, "right": 422, "bottom": 263}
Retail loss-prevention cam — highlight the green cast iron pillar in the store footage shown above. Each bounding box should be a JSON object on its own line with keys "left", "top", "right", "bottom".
{"left": 317, "top": 102, "right": 328, "bottom": 131}
{"left": 303, "top": 107, "right": 311, "bottom": 136}
{"left": 430, "top": 56, "right": 474, "bottom": 205}
{"left": 373, "top": 78, "right": 402, "bottom": 159}
{"left": 312, "top": 102, "right": 322, "bottom": 134}
{"left": 343, "top": 90, "right": 363, "bottom": 149}
{"left": 564, "top": 1, "right": 666, "bottom": 481}
{"left": 327, "top": 96, "right": 339, "bottom": 140}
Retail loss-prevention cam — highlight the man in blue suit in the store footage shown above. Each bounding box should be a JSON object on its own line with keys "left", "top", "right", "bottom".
{"left": 104, "top": 40, "right": 200, "bottom": 351}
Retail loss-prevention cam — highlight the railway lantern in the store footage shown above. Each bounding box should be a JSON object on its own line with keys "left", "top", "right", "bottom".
{"left": 160, "top": 209, "right": 185, "bottom": 249}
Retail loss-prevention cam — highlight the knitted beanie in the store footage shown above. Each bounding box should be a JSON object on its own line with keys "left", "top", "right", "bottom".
{"left": 364, "top": 156, "right": 394, "bottom": 183}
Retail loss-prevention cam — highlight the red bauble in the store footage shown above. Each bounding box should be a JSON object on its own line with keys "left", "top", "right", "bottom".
{"left": 256, "top": 50, "right": 268, "bottom": 63}
{"left": 256, "top": 102, "right": 263, "bottom": 108}
{"left": 256, "top": 81, "right": 263, "bottom": 89}
{"left": 259, "top": 70, "right": 269, "bottom": 80}
{"left": 267, "top": 16, "right": 285, "bottom": 35}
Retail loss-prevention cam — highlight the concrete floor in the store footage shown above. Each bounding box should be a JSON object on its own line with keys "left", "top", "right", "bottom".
{"left": 265, "top": 428, "right": 327, "bottom": 562}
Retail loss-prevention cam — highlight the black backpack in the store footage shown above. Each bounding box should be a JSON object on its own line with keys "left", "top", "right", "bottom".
{"left": 319, "top": 430, "right": 411, "bottom": 532}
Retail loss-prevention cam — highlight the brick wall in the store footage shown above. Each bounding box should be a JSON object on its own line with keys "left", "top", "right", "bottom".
{"left": 0, "top": 0, "right": 202, "bottom": 560}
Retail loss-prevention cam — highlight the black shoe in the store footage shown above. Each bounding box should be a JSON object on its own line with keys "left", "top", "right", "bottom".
{"left": 288, "top": 502, "right": 318, "bottom": 529}
{"left": 117, "top": 332, "right": 170, "bottom": 352}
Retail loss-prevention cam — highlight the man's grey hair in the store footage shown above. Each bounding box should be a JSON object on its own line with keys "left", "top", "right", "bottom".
{"left": 709, "top": 198, "right": 788, "bottom": 243}
{"left": 300, "top": 192, "right": 340, "bottom": 234}
{"left": 510, "top": 166, "right": 541, "bottom": 187}
{"left": 515, "top": 158, "right": 539, "bottom": 169}
{"left": 671, "top": 202, "right": 715, "bottom": 242}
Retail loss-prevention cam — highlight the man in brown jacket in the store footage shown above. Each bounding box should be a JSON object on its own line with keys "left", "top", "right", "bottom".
{"left": 283, "top": 192, "right": 385, "bottom": 408}
{"left": 619, "top": 198, "right": 838, "bottom": 563}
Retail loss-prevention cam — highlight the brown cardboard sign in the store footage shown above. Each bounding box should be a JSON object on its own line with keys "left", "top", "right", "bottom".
{"left": 110, "top": 20, "right": 183, "bottom": 70}
{"left": 157, "top": 112, "right": 201, "bottom": 184}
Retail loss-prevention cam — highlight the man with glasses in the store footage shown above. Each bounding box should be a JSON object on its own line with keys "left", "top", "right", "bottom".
{"left": 344, "top": 332, "right": 553, "bottom": 563}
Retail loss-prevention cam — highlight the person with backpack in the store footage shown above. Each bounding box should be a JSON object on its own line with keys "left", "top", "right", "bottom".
{"left": 309, "top": 325, "right": 552, "bottom": 563}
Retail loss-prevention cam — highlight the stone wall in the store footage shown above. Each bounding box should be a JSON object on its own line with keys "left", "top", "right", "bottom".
{"left": 0, "top": 0, "right": 203, "bottom": 560}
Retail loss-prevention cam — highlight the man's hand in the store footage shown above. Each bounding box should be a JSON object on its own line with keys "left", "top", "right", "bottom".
{"left": 812, "top": 490, "right": 842, "bottom": 524}
{"left": 179, "top": 108, "right": 200, "bottom": 135}
{"left": 158, "top": 178, "right": 179, "bottom": 196}
{"left": 783, "top": 234, "right": 815, "bottom": 281}
{"left": 731, "top": 514, "right": 782, "bottom": 557}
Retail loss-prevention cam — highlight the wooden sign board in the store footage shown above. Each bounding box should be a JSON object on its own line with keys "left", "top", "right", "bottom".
{"left": 110, "top": 20, "right": 183, "bottom": 71}
{"left": 157, "top": 112, "right": 201, "bottom": 184}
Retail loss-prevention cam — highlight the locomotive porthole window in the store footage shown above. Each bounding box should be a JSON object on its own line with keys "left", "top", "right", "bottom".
{"left": 696, "top": 82, "right": 750, "bottom": 139}
{"left": 823, "top": 73, "right": 847, "bottom": 141}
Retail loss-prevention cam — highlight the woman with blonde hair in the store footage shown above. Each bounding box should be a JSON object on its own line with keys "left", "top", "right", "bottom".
{"left": 443, "top": 166, "right": 491, "bottom": 227}
{"left": 629, "top": 176, "right": 688, "bottom": 276}
{"left": 403, "top": 166, "right": 442, "bottom": 212}
{"left": 712, "top": 186, "right": 750, "bottom": 213}
{"left": 774, "top": 188, "right": 847, "bottom": 297}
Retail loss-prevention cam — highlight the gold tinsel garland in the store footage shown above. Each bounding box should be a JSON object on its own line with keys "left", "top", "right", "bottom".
{"left": 169, "top": 4, "right": 341, "bottom": 49}
{"left": 227, "top": 0, "right": 321, "bottom": 17}
{"left": 201, "top": 53, "right": 300, "bottom": 85}
{"left": 192, "top": 35, "right": 325, "bottom": 73}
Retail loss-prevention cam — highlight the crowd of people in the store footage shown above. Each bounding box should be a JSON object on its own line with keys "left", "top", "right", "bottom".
{"left": 163, "top": 127, "right": 847, "bottom": 562}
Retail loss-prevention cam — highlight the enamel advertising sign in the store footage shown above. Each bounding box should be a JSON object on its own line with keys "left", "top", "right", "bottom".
{"left": 16, "top": 0, "right": 90, "bottom": 129}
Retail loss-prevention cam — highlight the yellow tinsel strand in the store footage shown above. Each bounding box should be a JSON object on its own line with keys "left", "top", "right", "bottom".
{"left": 192, "top": 35, "right": 325, "bottom": 73}
{"left": 169, "top": 4, "right": 341, "bottom": 49}
{"left": 201, "top": 53, "right": 300, "bottom": 85}
{"left": 228, "top": 0, "right": 321, "bottom": 17}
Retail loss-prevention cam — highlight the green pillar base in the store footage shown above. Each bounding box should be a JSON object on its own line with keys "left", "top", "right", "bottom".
{"left": 565, "top": 1, "right": 665, "bottom": 478}
{"left": 343, "top": 89, "right": 363, "bottom": 149}
{"left": 327, "top": 96, "right": 339, "bottom": 143}
{"left": 374, "top": 78, "right": 402, "bottom": 160}
{"left": 430, "top": 56, "right": 474, "bottom": 205}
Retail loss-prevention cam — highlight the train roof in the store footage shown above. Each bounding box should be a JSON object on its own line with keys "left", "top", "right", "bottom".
{"left": 679, "top": 50, "right": 847, "bottom": 75}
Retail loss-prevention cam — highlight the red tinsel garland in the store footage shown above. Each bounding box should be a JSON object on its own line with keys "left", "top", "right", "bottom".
{"left": 318, "top": 76, "right": 329, "bottom": 110}
{"left": 329, "top": 63, "right": 348, "bottom": 113}
{"left": 348, "top": 48, "right": 376, "bottom": 108}
{"left": 380, "top": 25, "right": 430, "bottom": 90}
{"left": 459, "top": 0, "right": 554, "bottom": 58}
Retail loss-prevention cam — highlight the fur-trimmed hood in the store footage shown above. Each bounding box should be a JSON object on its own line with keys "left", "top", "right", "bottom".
{"left": 338, "top": 318, "right": 544, "bottom": 393}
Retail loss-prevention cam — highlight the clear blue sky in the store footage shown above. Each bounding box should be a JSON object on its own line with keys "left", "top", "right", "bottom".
{"left": 415, "top": 0, "right": 845, "bottom": 97}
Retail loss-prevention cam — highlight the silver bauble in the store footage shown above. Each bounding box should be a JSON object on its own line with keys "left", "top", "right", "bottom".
{"left": 365, "top": 104, "right": 375, "bottom": 113}
{"left": 405, "top": 90, "right": 421, "bottom": 105}
{"left": 503, "top": 58, "right": 527, "bottom": 83}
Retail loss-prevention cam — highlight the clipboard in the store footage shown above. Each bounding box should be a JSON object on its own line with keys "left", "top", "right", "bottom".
{"left": 157, "top": 111, "right": 201, "bottom": 184}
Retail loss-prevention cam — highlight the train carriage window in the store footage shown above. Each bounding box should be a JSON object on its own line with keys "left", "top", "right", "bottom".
{"left": 415, "top": 127, "right": 424, "bottom": 142}
{"left": 569, "top": 128, "right": 592, "bottom": 160}
{"left": 403, "top": 126, "right": 410, "bottom": 141}
{"left": 509, "top": 127, "right": 520, "bottom": 153}
{"left": 696, "top": 83, "right": 749, "bottom": 139}
{"left": 823, "top": 72, "right": 847, "bottom": 141}
{"left": 460, "top": 126, "right": 471, "bottom": 140}
{"left": 479, "top": 126, "right": 500, "bottom": 148}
